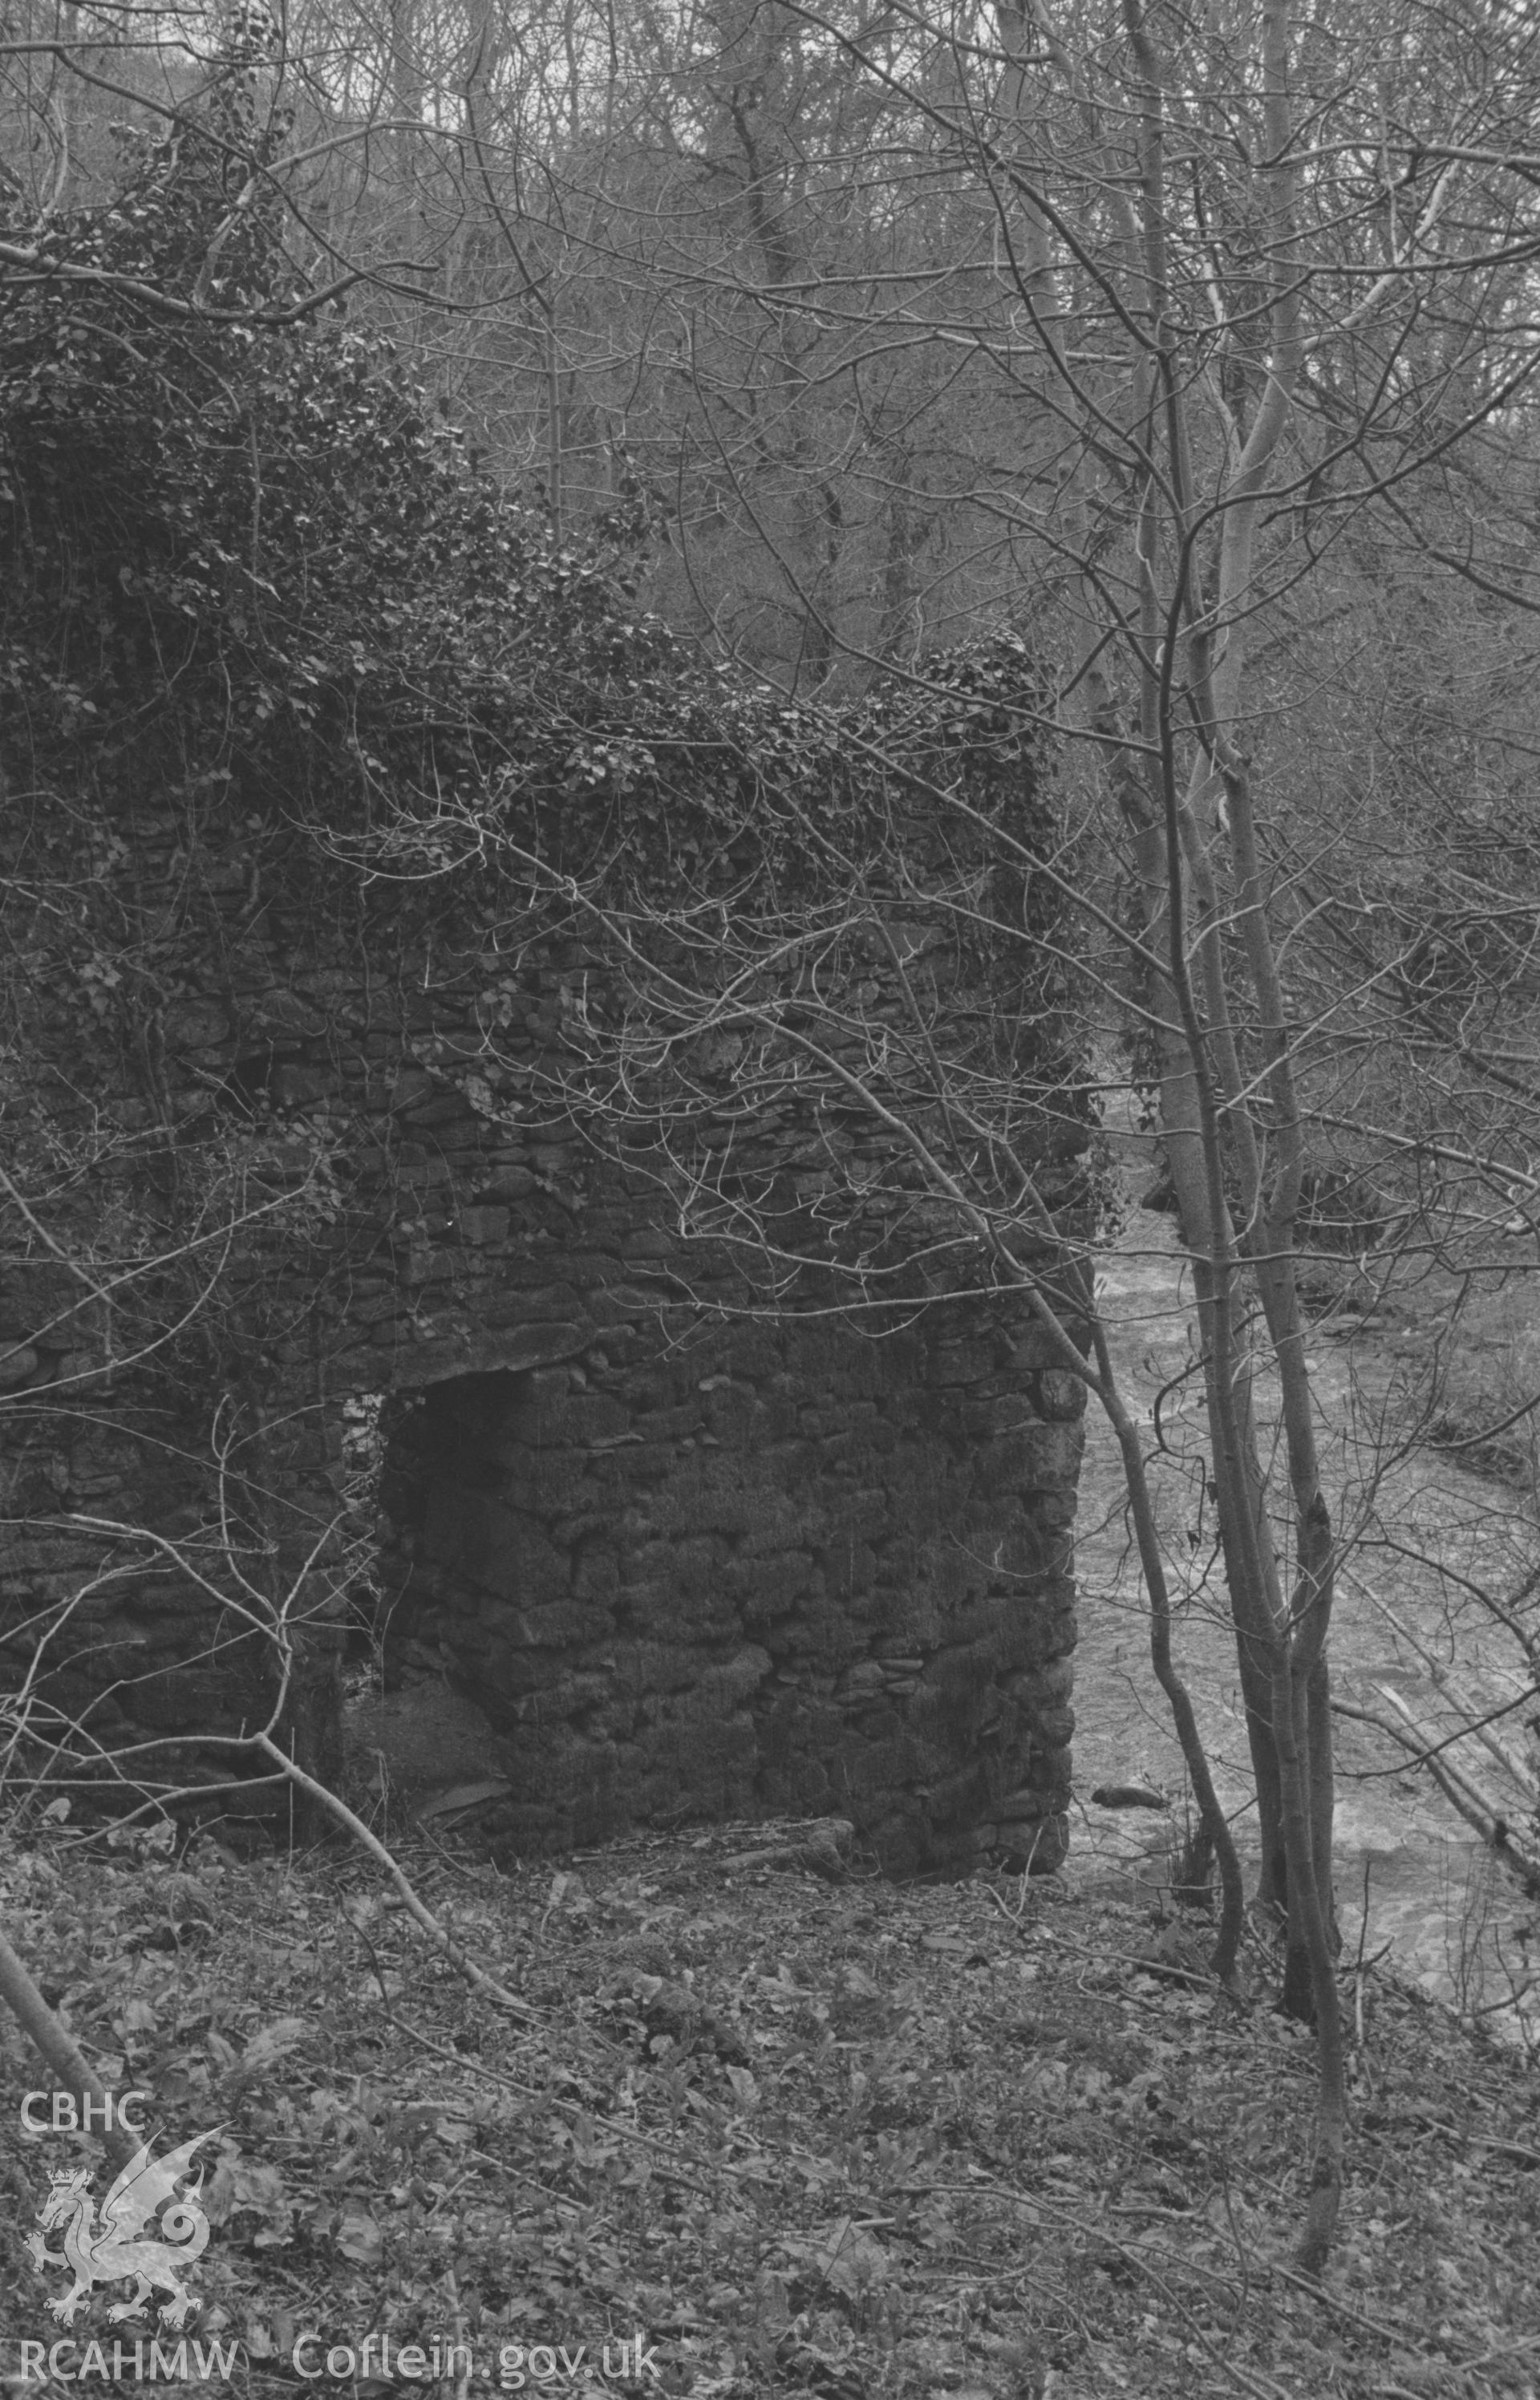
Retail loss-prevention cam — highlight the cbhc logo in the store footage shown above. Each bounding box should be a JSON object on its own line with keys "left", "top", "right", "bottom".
{"left": 21, "top": 2091, "right": 149, "bottom": 2134}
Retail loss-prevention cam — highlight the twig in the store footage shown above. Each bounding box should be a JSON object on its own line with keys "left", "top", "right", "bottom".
{"left": 958, "top": 2176, "right": 1286, "bottom": 2400}
{"left": 413, "top": 1818, "right": 509, "bottom": 1886}
{"left": 253, "top": 1733, "right": 540, "bottom": 2022}
{"left": 1024, "top": 1917, "right": 1221, "bottom": 1993}
{"left": 1270, "top": 2261, "right": 1447, "bottom": 2347}
{"left": 1457, "top": 2329, "right": 1540, "bottom": 2372}
{"left": 342, "top": 1957, "right": 779, "bottom": 2191}
{"left": 1463, "top": 2133, "right": 1540, "bottom": 2170}
{"left": 0, "top": 1924, "right": 143, "bottom": 2175}
{"left": 660, "top": 1818, "right": 855, "bottom": 1883}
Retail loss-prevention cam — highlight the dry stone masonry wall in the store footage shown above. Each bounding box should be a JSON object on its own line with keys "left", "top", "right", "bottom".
{"left": 379, "top": 1308, "right": 1081, "bottom": 1872}
{"left": 2, "top": 254, "right": 1091, "bottom": 1877}
{"left": 2, "top": 804, "right": 1087, "bottom": 1875}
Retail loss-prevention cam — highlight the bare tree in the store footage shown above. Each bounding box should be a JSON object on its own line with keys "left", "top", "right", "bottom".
{"left": 339, "top": 0, "right": 1540, "bottom": 2275}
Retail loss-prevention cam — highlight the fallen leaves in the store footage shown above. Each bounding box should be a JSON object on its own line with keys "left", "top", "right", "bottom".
{"left": 241, "top": 2019, "right": 313, "bottom": 2074}
{"left": 0, "top": 1821, "right": 1536, "bottom": 2400}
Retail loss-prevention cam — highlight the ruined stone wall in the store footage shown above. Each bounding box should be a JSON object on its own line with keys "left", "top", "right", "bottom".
{"left": 378, "top": 1304, "right": 1081, "bottom": 1874}
{"left": 2, "top": 803, "right": 1086, "bottom": 1874}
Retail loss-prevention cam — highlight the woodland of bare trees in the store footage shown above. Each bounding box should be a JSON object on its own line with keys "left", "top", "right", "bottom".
{"left": 5, "top": 0, "right": 1540, "bottom": 2286}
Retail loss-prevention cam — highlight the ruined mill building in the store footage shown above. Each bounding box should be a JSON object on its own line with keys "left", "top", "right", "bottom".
{"left": 2, "top": 269, "right": 1088, "bottom": 1875}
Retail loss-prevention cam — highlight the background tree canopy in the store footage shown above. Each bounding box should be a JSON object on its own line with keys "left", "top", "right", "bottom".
{"left": 1, "top": 55, "right": 1069, "bottom": 905}
{"left": 2, "top": 58, "right": 1088, "bottom": 1412}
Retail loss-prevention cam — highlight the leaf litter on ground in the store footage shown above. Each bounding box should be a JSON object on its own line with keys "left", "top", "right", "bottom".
{"left": 0, "top": 1814, "right": 1537, "bottom": 2400}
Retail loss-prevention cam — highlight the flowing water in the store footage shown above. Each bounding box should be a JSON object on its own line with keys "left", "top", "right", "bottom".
{"left": 1065, "top": 1126, "right": 1539, "bottom": 2046}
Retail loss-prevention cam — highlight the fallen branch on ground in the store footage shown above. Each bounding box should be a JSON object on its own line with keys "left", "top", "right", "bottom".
{"left": 252, "top": 1732, "right": 541, "bottom": 2021}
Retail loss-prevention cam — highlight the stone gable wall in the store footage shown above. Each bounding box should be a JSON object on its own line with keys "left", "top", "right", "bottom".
{"left": 377, "top": 1303, "right": 1081, "bottom": 1872}
{"left": 2, "top": 805, "right": 1085, "bottom": 1874}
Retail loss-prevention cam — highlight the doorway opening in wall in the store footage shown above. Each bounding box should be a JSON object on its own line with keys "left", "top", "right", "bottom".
{"left": 366, "top": 1372, "right": 542, "bottom": 1690}
{"left": 343, "top": 1376, "right": 520, "bottom": 1838}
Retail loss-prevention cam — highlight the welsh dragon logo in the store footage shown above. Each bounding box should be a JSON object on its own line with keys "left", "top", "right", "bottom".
{"left": 26, "top": 2129, "right": 217, "bottom": 2329}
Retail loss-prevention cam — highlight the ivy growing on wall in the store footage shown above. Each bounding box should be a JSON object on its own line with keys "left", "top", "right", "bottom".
{"left": 0, "top": 60, "right": 1093, "bottom": 1813}
{"left": 2, "top": 51, "right": 1080, "bottom": 1372}
{"left": 1, "top": 54, "right": 1060, "bottom": 896}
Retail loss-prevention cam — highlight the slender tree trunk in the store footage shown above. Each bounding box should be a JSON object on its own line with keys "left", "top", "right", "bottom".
{"left": 1090, "top": 1323, "right": 1246, "bottom": 1981}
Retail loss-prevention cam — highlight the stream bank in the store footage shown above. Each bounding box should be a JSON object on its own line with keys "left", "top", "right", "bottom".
{"left": 1066, "top": 1122, "right": 1538, "bottom": 2045}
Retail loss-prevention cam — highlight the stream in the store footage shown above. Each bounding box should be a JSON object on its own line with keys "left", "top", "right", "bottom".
{"left": 1066, "top": 1123, "right": 1539, "bottom": 2047}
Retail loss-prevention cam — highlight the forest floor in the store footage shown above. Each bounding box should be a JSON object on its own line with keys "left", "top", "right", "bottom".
{"left": 2, "top": 1814, "right": 1538, "bottom": 2400}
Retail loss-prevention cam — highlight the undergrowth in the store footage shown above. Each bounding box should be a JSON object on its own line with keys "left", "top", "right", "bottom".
{"left": 2, "top": 1817, "right": 1538, "bottom": 2400}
